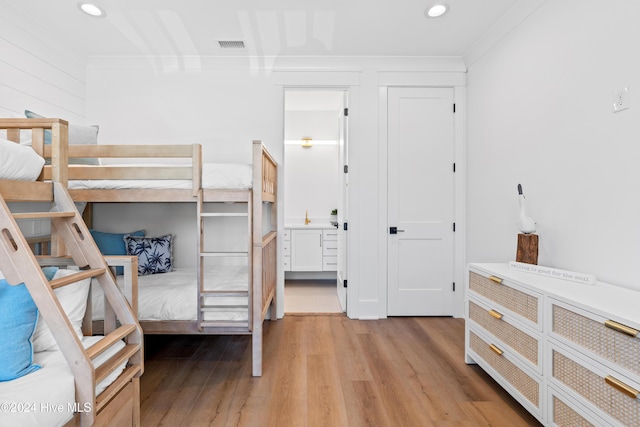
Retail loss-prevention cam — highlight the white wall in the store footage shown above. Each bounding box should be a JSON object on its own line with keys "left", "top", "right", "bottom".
{"left": 284, "top": 144, "right": 339, "bottom": 224}
{"left": 285, "top": 110, "right": 338, "bottom": 140}
{"left": 0, "top": 3, "right": 86, "bottom": 121}
{"left": 86, "top": 62, "right": 282, "bottom": 164}
{"left": 466, "top": 0, "right": 640, "bottom": 290}
{"left": 284, "top": 110, "right": 339, "bottom": 224}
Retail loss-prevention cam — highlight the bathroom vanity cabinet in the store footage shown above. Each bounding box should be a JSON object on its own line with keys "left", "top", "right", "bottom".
{"left": 284, "top": 226, "right": 338, "bottom": 272}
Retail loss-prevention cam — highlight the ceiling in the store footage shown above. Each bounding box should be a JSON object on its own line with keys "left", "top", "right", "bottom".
{"left": 7, "top": 0, "right": 523, "bottom": 58}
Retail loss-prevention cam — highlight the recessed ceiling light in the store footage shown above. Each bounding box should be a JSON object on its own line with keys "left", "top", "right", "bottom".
{"left": 78, "top": 3, "right": 106, "bottom": 17}
{"left": 426, "top": 4, "right": 448, "bottom": 18}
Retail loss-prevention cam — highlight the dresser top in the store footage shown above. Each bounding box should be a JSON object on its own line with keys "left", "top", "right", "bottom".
{"left": 469, "top": 263, "right": 640, "bottom": 329}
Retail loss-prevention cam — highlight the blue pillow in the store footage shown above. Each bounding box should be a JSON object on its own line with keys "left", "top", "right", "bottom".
{"left": 90, "top": 229, "right": 145, "bottom": 275}
{"left": 0, "top": 267, "right": 58, "bottom": 382}
{"left": 124, "top": 234, "right": 173, "bottom": 276}
{"left": 0, "top": 280, "right": 39, "bottom": 381}
{"left": 24, "top": 110, "right": 52, "bottom": 145}
{"left": 0, "top": 280, "right": 39, "bottom": 382}
{"left": 42, "top": 267, "right": 59, "bottom": 280}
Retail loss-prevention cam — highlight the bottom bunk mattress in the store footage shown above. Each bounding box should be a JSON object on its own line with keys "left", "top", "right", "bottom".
{"left": 91, "top": 266, "right": 249, "bottom": 322}
{"left": 0, "top": 336, "right": 126, "bottom": 427}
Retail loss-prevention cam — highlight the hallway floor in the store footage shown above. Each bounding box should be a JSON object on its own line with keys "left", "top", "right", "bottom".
{"left": 284, "top": 279, "right": 343, "bottom": 314}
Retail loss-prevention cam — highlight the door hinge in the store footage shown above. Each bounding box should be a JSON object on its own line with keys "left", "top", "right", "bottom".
{"left": 343, "top": 222, "right": 348, "bottom": 231}
{"left": 344, "top": 108, "right": 349, "bottom": 117}
{"left": 344, "top": 165, "right": 348, "bottom": 173}
{"left": 343, "top": 279, "right": 348, "bottom": 288}
{"left": 453, "top": 162, "right": 456, "bottom": 173}
{"left": 453, "top": 282, "right": 456, "bottom": 292}
{"left": 453, "top": 222, "right": 456, "bottom": 232}
{"left": 453, "top": 103, "right": 456, "bottom": 113}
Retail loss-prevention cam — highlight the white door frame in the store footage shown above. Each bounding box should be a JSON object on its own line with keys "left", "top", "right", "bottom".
{"left": 378, "top": 80, "right": 466, "bottom": 318}
{"left": 282, "top": 85, "right": 355, "bottom": 316}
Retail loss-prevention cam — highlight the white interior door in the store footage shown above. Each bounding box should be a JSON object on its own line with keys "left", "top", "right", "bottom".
{"left": 336, "top": 93, "right": 348, "bottom": 312}
{"left": 387, "top": 87, "right": 455, "bottom": 316}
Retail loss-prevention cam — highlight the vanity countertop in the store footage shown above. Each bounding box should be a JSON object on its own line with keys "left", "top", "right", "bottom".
{"left": 285, "top": 223, "right": 337, "bottom": 230}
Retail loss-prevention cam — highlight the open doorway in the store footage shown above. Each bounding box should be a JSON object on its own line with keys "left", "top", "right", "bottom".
{"left": 283, "top": 89, "right": 348, "bottom": 314}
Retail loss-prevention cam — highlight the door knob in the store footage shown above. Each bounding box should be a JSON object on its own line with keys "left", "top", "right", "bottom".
{"left": 389, "top": 227, "right": 405, "bottom": 234}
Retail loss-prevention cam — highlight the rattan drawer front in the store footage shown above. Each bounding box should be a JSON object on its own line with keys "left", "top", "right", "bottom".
{"left": 468, "top": 299, "right": 540, "bottom": 370}
{"left": 552, "top": 394, "right": 596, "bottom": 427}
{"left": 552, "top": 347, "right": 640, "bottom": 426}
{"left": 469, "top": 330, "right": 540, "bottom": 409}
{"left": 552, "top": 301, "right": 640, "bottom": 379}
{"left": 469, "top": 271, "right": 540, "bottom": 327}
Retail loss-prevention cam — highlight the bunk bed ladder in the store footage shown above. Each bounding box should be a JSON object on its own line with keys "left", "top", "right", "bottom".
{"left": 0, "top": 182, "right": 143, "bottom": 427}
{"left": 197, "top": 189, "right": 251, "bottom": 332}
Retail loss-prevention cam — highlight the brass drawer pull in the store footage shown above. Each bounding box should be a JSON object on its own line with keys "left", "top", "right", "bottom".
{"left": 605, "top": 375, "right": 639, "bottom": 399}
{"left": 489, "top": 275, "right": 503, "bottom": 284}
{"left": 605, "top": 320, "right": 639, "bottom": 337}
{"left": 488, "top": 309, "right": 503, "bottom": 320}
{"left": 489, "top": 344, "right": 503, "bottom": 356}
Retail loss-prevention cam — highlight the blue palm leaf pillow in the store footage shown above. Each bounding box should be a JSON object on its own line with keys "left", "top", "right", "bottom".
{"left": 124, "top": 234, "right": 173, "bottom": 276}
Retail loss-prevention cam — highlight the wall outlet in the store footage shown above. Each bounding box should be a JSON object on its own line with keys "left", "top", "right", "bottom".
{"left": 613, "top": 87, "right": 630, "bottom": 112}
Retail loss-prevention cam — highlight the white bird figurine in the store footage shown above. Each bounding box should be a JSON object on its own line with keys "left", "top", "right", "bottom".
{"left": 517, "top": 184, "right": 536, "bottom": 234}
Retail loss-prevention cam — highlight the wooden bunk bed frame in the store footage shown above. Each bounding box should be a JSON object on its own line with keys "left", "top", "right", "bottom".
{"left": 23, "top": 120, "right": 278, "bottom": 377}
{"left": 0, "top": 118, "right": 144, "bottom": 426}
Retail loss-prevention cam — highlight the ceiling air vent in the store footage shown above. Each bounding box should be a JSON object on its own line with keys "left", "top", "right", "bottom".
{"left": 218, "top": 40, "right": 245, "bottom": 49}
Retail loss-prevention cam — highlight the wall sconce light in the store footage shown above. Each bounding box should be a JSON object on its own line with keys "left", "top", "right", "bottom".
{"left": 301, "top": 137, "right": 313, "bottom": 148}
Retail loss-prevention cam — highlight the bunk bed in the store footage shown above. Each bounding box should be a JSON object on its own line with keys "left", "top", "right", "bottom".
{"left": 0, "top": 118, "right": 143, "bottom": 426}
{"left": 39, "top": 125, "right": 278, "bottom": 377}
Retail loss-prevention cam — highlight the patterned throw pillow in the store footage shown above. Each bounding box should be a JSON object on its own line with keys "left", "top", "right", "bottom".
{"left": 124, "top": 234, "right": 173, "bottom": 276}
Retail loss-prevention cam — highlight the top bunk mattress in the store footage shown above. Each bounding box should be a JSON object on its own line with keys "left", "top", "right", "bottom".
{"left": 68, "top": 163, "right": 252, "bottom": 190}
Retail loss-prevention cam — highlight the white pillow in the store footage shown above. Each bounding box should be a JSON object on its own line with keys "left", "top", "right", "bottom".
{"left": 0, "top": 129, "right": 32, "bottom": 145}
{"left": 32, "top": 269, "right": 90, "bottom": 352}
{"left": 0, "top": 137, "right": 45, "bottom": 180}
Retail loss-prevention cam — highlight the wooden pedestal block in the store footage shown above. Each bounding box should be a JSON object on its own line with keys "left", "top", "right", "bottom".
{"left": 516, "top": 233, "right": 538, "bottom": 265}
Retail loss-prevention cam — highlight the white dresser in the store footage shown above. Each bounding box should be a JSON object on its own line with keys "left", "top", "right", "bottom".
{"left": 466, "top": 263, "right": 640, "bottom": 426}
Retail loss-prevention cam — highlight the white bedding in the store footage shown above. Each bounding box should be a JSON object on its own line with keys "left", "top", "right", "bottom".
{"left": 68, "top": 162, "right": 252, "bottom": 190}
{"left": 0, "top": 336, "right": 126, "bottom": 427}
{"left": 0, "top": 137, "right": 45, "bottom": 181}
{"left": 92, "top": 266, "right": 249, "bottom": 322}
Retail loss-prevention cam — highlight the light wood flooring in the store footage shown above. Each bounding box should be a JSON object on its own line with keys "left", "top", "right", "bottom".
{"left": 140, "top": 316, "right": 541, "bottom": 427}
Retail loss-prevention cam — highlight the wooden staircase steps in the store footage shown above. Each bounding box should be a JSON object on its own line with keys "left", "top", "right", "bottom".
{"left": 0, "top": 182, "right": 143, "bottom": 427}
{"left": 49, "top": 268, "right": 106, "bottom": 289}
